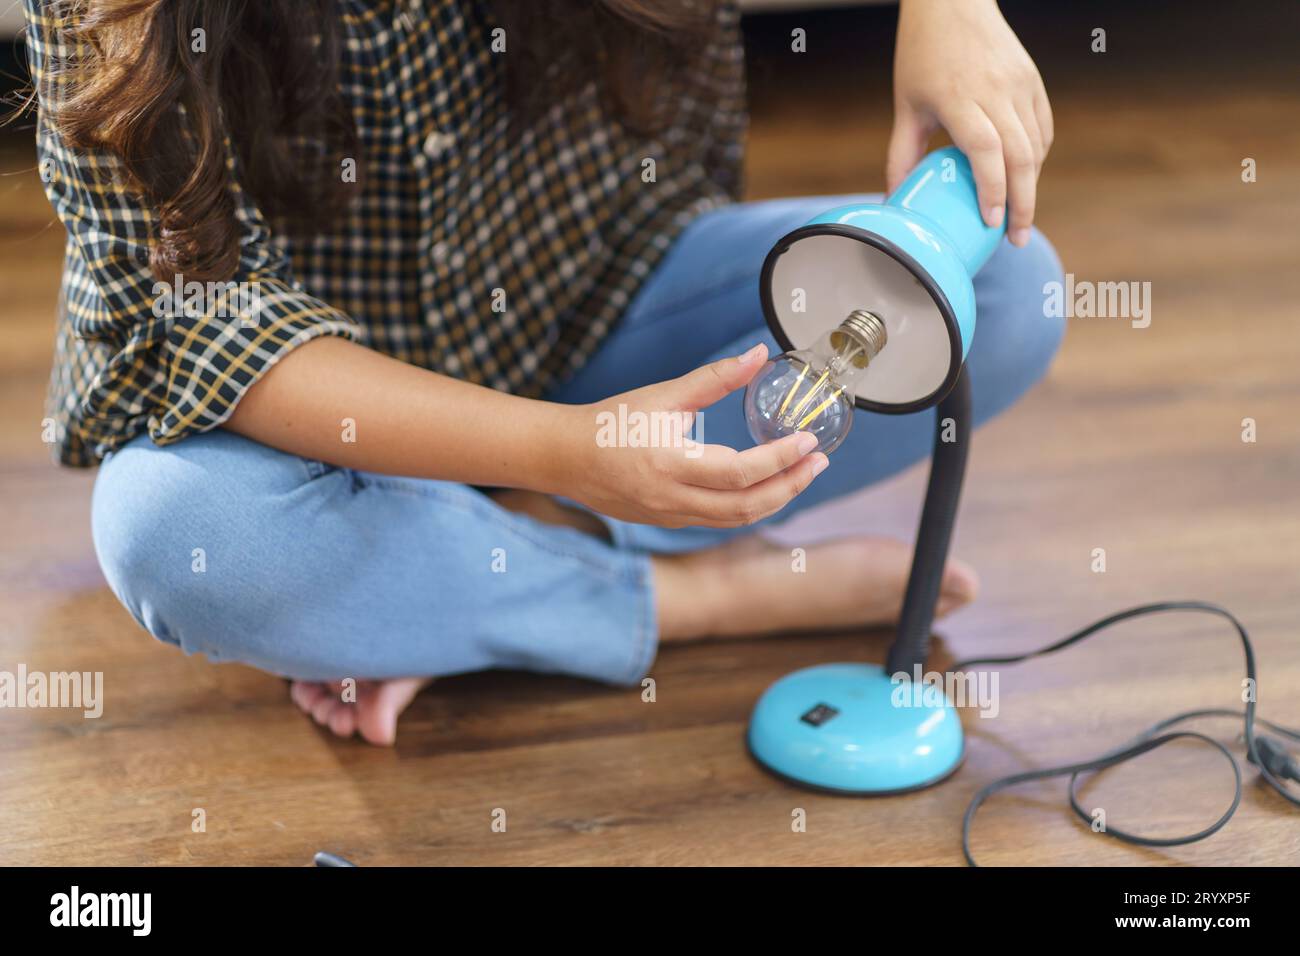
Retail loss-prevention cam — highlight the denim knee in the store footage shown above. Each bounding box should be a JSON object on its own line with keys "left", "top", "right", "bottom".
{"left": 91, "top": 431, "right": 305, "bottom": 658}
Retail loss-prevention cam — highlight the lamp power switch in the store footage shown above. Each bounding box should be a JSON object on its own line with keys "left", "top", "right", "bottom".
{"left": 800, "top": 703, "right": 840, "bottom": 727}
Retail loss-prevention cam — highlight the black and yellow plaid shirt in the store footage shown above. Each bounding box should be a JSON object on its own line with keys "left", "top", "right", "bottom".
{"left": 25, "top": 0, "right": 746, "bottom": 466}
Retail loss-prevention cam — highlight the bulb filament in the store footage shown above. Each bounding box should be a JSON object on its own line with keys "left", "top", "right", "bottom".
{"left": 795, "top": 386, "right": 846, "bottom": 430}
{"left": 785, "top": 367, "right": 832, "bottom": 423}
{"left": 776, "top": 362, "right": 810, "bottom": 418}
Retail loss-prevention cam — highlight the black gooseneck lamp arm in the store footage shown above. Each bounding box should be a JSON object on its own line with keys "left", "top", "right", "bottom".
{"left": 884, "top": 365, "right": 972, "bottom": 679}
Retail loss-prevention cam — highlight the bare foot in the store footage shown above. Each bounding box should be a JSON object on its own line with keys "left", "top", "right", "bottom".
{"left": 491, "top": 491, "right": 978, "bottom": 640}
{"left": 289, "top": 677, "right": 433, "bottom": 746}
{"left": 652, "top": 535, "right": 978, "bottom": 642}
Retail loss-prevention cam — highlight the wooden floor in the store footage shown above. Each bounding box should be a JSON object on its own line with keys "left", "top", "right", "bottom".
{"left": 2, "top": 2, "right": 1298, "bottom": 866}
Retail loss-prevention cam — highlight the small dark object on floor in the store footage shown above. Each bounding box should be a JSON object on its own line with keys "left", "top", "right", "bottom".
{"left": 314, "top": 851, "right": 357, "bottom": 867}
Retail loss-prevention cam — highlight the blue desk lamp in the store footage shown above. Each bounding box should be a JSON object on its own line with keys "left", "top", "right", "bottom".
{"left": 744, "top": 147, "right": 1004, "bottom": 794}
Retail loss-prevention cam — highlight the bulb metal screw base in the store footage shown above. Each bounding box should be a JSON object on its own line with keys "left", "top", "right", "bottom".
{"left": 841, "top": 309, "right": 888, "bottom": 354}
{"left": 831, "top": 310, "right": 888, "bottom": 370}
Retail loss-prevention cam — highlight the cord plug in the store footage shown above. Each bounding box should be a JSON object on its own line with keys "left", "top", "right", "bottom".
{"left": 1250, "top": 736, "right": 1300, "bottom": 781}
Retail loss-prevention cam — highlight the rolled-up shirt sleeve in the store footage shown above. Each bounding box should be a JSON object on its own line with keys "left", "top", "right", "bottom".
{"left": 26, "top": 0, "right": 363, "bottom": 457}
{"left": 150, "top": 267, "right": 364, "bottom": 445}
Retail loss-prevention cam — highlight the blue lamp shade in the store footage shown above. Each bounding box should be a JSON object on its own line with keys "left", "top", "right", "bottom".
{"left": 759, "top": 146, "right": 1006, "bottom": 414}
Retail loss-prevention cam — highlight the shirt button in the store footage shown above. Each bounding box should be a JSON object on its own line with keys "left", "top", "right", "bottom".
{"left": 423, "top": 130, "right": 456, "bottom": 159}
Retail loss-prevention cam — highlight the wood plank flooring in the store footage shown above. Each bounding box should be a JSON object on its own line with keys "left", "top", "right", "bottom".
{"left": 1, "top": 1, "right": 1297, "bottom": 865}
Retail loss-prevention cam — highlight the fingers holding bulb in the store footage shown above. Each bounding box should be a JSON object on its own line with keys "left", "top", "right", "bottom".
{"left": 680, "top": 431, "right": 819, "bottom": 491}
{"left": 677, "top": 449, "right": 829, "bottom": 528}
{"left": 669, "top": 342, "right": 769, "bottom": 412}
{"left": 723, "top": 449, "right": 829, "bottom": 526}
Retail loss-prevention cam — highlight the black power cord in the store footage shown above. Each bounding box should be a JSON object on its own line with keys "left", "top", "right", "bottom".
{"left": 951, "top": 601, "right": 1300, "bottom": 866}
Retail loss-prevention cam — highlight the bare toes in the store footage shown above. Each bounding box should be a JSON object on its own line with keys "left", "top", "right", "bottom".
{"left": 942, "top": 559, "right": 980, "bottom": 603}
{"left": 290, "top": 681, "right": 328, "bottom": 714}
{"left": 357, "top": 677, "right": 431, "bottom": 747}
{"left": 311, "top": 694, "right": 339, "bottom": 726}
{"left": 327, "top": 704, "right": 357, "bottom": 738}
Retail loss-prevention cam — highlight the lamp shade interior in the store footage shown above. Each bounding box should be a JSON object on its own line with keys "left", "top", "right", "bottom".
{"left": 766, "top": 233, "right": 955, "bottom": 409}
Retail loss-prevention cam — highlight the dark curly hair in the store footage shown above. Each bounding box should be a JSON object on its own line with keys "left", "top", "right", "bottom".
{"left": 41, "top": 0, "right": 716, "bottom": 283}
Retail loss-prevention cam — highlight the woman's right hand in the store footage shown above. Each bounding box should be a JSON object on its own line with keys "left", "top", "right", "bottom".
{"left": 553, "top": 344, "right": 829, "bottom": 529}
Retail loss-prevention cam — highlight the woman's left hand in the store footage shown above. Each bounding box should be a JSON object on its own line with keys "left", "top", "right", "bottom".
{"left": 886, "top": 0, "right": 1053, "bottom": 247}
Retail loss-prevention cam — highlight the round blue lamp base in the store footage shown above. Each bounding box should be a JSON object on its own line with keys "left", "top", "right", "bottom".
{"left": 747, "top": 663, "right": 964, "bottom": 795}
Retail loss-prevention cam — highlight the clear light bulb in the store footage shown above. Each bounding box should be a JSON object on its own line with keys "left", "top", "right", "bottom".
{"left": 744, "top": 310, "right": 888, "bottom": 454}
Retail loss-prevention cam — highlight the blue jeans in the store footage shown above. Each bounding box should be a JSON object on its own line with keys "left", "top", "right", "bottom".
{"left": 92, "top": 196, "right": 1065, "bottom": 684}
